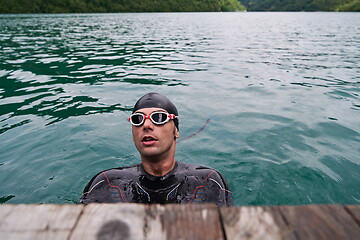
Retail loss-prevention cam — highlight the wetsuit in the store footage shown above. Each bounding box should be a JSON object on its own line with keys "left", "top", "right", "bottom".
{"left": 80, "top": 161, "right": 233, "bottom": 207}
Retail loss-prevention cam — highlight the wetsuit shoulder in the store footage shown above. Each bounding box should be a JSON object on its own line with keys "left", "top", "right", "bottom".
{"left": 176, "top": 162, "right": 224, "bottom": 180}
{"left": 80, "top": 164, "right": 140, "bottom": 204}
{"left": 175, "top": 162, "right": 234, "bottom": 207}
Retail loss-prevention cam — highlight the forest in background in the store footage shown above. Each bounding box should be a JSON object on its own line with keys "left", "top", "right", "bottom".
{"left": 0, "top": 0, "right": 359, "bottom": 13}
{"left": 0, "top": 0, "right": 245, "bottom": 13}
{"left": 241, "top": 0, "right": 360, "bottom": 11}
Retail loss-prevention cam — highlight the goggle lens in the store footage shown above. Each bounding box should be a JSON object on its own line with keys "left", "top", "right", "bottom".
{"left": 152, "top": 112, "right": 168, "bottom": 123}
{"left": 130, "top": 114, "right": 144, "bottom": 125}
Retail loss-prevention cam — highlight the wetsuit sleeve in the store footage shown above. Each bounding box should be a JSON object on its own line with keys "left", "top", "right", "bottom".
{"left": 205, "top": 170, "right": 234, "bottom": 207}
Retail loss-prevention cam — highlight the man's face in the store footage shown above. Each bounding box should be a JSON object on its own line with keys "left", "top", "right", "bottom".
{"left": 131, "top": 108, "right": 179, "bottom": 160}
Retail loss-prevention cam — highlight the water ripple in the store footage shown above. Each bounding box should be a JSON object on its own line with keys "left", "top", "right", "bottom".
{"left": 1, "top": 13, "right": 359, "bottom": 205}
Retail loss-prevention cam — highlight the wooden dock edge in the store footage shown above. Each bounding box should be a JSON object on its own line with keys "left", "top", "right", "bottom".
{"left": 0, "top": 204, "right": 359, "bottom": 239}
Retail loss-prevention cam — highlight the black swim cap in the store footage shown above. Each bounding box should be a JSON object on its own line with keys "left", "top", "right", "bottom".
{"left": 133, "top": 93, "right": 179, "bottom": 130}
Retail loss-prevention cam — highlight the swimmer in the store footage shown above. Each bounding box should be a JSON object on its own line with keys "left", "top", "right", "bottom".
{"left": 80, "top": 93, "right": 233, "bottom": 207}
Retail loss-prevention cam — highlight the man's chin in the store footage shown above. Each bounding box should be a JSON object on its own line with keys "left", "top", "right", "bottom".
{"left": 140, "top": 149, "right": 162, "bottom": 159}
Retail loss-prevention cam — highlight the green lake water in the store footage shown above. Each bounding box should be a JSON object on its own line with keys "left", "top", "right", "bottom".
{"left": 0, "top": 12, "right": 359, "bottom": 205}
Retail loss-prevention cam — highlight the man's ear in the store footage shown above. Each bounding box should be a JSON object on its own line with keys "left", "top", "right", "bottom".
{"left": 174, "top": 128, "right": 179, "bottom": 139}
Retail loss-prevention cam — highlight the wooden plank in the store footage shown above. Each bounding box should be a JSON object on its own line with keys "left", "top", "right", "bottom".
{"left": 0, "top": 204, "right": 83, "bottom": 240}
{"left": 279, "top": 204, "right": 360, "bottom": 240}
{"left": 71, "top": 203, "right": 223, "bottom": 240}
{"left": 146, "top": 204, "right": 224, "bottom": 240}
{"left": 0, "top": 204, "right": 17, "bottom": 219}
{"left": 1, "top": 204, "right": 360, "bottom": 240}
{"left": 267, "top": 206, "right": 298, "bottom": 240}
{"left": 344, "top": 205, "right": 360, "bottom": 227}
{"left": 69, "top": 203, "right": 152, "bottom": 240}
{"left": 220, "top": 206, "right": 286, "bottom": 240}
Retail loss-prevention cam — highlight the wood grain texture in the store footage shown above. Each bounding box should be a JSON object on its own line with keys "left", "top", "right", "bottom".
{"left": 0, "top": 204, "right": 83, "bottom": 240}
{"left": 1, "top": 204, "right": 360, "bottom": 240}
{"left": 220, "top": 206, "right": 284, "bottom": 240}
{"left": 345, "top": 205, "right": 360, "bottom": 227}
{"left": 265, "top": 206, "right": 297, "bottom": 240}
{"left": 147, "top": 204, "right": 223, "bottom": 240}
{"left": 70, "top": 203, "right": 149, "bottom": 240}
{"left": 279, "top": 204, "right": 360, "bottom": 240}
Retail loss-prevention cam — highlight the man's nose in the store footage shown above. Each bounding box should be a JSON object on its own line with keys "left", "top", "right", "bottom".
{"left": 142, "top": 117, "right": 154, "bottom": 129}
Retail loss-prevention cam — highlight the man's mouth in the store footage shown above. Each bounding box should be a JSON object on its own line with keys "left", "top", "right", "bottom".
{"left": 142, "top": 136, "right": 157, "bottom": 145}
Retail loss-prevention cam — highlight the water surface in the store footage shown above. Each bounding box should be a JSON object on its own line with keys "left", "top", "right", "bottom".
{"left": 0, "top": 12, "right": 359, "bottom": 205}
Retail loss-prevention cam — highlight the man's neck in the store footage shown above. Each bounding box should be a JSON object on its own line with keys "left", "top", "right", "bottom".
{"left": 141, "top": 156, "right": 176, "bottom": 177}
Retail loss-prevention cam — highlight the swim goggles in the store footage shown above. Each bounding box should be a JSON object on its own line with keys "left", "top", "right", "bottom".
{"left": 128, "top": 111, "right": 178, "bottom": 126}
